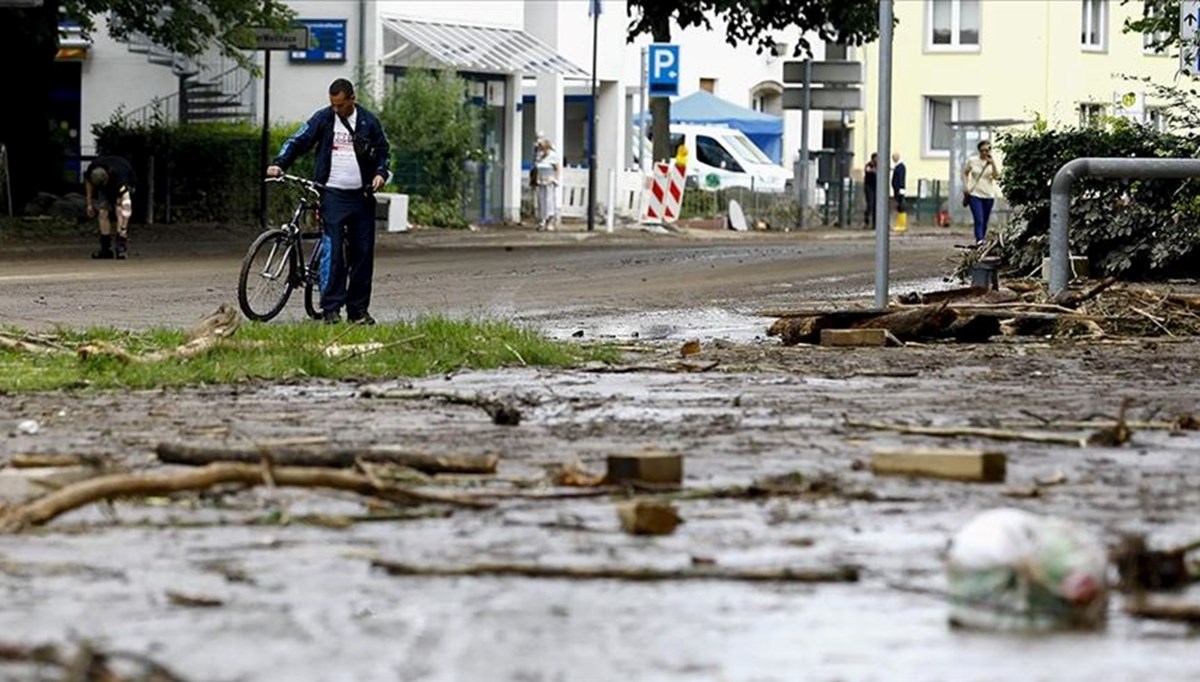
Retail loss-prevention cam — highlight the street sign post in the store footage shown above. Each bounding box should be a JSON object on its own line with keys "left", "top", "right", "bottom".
{"left": 782, "top": 60, "right": 864, "bottom": 228}
{"left": 647, "top": 44, "right": 680, "bottom": 97}
{"left": 236, "top": 27, "right": 310, "bottom": 51}
{"left": 239, "top": 27, "right": 311, "bottom": 229}
{"left": 1182, "top": 1, "right": 1200, "bottom": 76}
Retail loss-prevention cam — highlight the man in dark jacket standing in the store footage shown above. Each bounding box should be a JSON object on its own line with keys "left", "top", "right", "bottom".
{"left": 267, "top": 78, "right": 391, "bottom": 325}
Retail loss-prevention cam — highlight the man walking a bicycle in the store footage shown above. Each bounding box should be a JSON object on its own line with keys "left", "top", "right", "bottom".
{"left": 266, "top": 78, "right": 391, "bottom": 325}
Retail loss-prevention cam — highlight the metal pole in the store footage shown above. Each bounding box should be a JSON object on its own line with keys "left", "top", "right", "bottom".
{"left": 587, "top": 2, "right": 599, "bottom": 232}
{"left": 260, "top": 50, "right": 271, "bottom": 231}
{"left": 873, "top": 0, "right": 894, "bottom": 310}
{"left": 798, "top": 60, "right": 812, "bottom": 229}
{"left": 639, "top": 46, "right": 649, "bottom": 174}
{"left": 146, "top": 155, "right": 155, "bottom": 226}
{"left": 1, "top": 144, "right": 11, "bottom": 218}
{"left": 606, "top": 167, "right": 616, "bottom": 233}
{"left": 1049, "top": 157, "right": 1200, "bottom": 294}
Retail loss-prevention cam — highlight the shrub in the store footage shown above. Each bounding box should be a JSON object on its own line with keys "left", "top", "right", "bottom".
{"left": 996, "top": 121, "right": 1200, "bottom": 279}
{"left": 93, "top": 117, "right": 314, "bottom": 224}
{"left": 376, "top": 69, "right": 483, "bottom": 205}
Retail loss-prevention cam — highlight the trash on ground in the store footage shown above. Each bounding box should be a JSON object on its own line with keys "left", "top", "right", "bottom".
{"left": 870, "top": 447, "right": 1006, "bottom": 483}
{"left": 616, "top": 499, "right": 682, "bottom": 535}
{"left": 944, "top": 508, "right": 1109, "bottom": 631}
{"left": 606, "top": 448, "right": 683, "bottom": 485}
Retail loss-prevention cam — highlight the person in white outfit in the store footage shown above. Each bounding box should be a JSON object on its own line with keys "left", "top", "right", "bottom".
{"left": 534, "top": 137, "right": 561, "bottom": 231}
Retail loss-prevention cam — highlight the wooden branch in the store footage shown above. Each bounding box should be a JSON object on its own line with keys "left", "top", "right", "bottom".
{"left": 1, "top": 462, "right": 493, "bottom": 531}
{"left": 1125, "top": 599, "right": 1200, "bottom": 624}
{"left": 0, "top": 333, "right": 64, "bottom": 355}
{"left": 844, "top": 419, "right": 1087, "bottom": 447}
{"left": 1053, "top": 276, "right": 1119, "bottom": 308}
{"left": 370, "top": 559, "right": 859, "bottom": 583}
{"left": 154, "top": 442, "right": 498, "bottom": 474}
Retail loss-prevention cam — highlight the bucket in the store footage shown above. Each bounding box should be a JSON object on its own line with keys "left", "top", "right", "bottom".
{"left": 969, "top": 260, "right": 999, "bottom": 290}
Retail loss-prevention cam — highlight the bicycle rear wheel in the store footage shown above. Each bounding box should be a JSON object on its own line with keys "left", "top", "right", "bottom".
{"left": 238, "top": 229, "right": 296, "bottom": 321}
{"left": 303, "top": 235, "right": 324, "bottom": 320}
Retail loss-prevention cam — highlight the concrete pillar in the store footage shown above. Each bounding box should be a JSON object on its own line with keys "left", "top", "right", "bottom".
{"left": 535, "top": 74, "right": 565, "bottom": 154}
{"left": 504, "top": 72, "right": 523, "bottom": 223}
{"left": 595, "top": 79, "right": 625, "bottom": 217}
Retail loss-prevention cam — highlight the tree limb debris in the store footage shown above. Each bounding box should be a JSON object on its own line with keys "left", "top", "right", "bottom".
{"left": 844, "top": 419, "right": 1089, "bottom": 447}
{"left": 1124, "top": 598, "right": 1200, "bottom": 624}
{"left": 0, "top": 462, "right": 494, "bottom": 531}
{"left": 370, "top": 559, "right": 860, "bottom": 583}
{"left": 767, "top": 279, "right": 1200, "bottom": 345}
{"left": 359, "top": 387, "right": 527, "bottom": 425}
{"left": 154, "top": 442, "right": 498, "bottom": 474}
{"left": 0, "top": 639, "right": 190, "bottom": 682}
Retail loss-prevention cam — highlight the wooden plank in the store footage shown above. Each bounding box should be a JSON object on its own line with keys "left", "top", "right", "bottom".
{"left": 869, "top": 448, "right": 1006, "bottom": 483}
{"left": 820, "top": 328, "right": 888, "bottom": 347}
{"left": 606, "top": 449, "right": 683, "bottom": 484}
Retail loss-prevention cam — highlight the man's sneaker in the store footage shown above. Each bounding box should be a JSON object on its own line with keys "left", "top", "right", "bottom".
{"left": 322, "top": 310, "right": 341, "bottom": 325}
{"left": 349, "top": 312, "right": 376, "bottom": 326}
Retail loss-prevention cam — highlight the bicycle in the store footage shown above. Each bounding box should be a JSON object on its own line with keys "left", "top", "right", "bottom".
{"left": 237, "top": 175, "right": 327, "bottom": 322}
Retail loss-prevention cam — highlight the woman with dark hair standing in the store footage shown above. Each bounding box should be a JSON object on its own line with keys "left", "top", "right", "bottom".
{"left": 963, "top": 139, "right": 1000, "bottom": 245}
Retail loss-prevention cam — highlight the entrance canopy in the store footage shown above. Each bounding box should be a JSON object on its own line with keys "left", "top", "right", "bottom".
{"left": 379, "top": 15, "right": 589, "bottom": 78}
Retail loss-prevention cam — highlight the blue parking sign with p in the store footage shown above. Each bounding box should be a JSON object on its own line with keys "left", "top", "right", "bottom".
{"left": 648, "top": 44, "right": 679, "bottom": 97}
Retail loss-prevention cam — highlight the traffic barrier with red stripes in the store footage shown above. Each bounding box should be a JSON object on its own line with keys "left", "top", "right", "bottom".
{"left": 641, "top": 162, "right": 687, "bottom": 224}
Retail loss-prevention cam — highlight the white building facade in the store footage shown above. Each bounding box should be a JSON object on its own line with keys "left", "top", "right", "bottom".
{"left": 71, "top": 1, "right": 824, "bottom": 223}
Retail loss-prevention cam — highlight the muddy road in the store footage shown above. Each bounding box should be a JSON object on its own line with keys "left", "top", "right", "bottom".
{"left": 1, "top": 226, "right": 1198, "bottom": 681}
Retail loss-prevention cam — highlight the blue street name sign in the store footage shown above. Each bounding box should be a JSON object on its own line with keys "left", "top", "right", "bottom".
{"left": 647, "top": 44, "right": 680, "bottom": 97}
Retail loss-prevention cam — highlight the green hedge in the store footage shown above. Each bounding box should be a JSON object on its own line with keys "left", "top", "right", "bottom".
{"left": 997, "top": 122, "right": 1200, "bottom": 279}
{"left": 93, "top": 120, "right": 315, "bottom": 224}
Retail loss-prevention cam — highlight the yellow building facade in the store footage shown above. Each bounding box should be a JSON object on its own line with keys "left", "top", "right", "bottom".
{"left": 855, "top": 0, "right": 1180, "bottom": 194}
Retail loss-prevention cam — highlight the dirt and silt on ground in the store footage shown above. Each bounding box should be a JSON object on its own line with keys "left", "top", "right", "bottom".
{"left": 0, "top": 225, "right": 1198, "bottom": 680}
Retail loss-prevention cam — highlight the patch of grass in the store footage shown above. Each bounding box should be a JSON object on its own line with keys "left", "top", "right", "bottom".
{"left": 0, "top": 216, "right": 92, "bottom": 243}
{"left": 0, "top": 317, "right": 620, "bottom": 392}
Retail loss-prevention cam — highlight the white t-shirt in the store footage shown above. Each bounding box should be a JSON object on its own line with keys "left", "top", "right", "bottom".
{"left": 535, "top": 149, "right": 559, "bottom": 186}
{"left": 327, "top": 108, "right": 362, "bottom": 190}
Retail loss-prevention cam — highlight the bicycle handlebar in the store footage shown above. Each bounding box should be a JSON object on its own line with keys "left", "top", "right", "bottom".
{"left": 265, "top": 174, "right": 325, "bottom": 194}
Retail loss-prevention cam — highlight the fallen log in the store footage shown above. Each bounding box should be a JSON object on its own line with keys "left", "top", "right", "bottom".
{"left": 1124, "top": 599, "right": 1200, "bottom": 624}
{"left": 768, "top": 305, "right": 958, "bottom": 346}
{"left": 1, "top": 462, "right": 493, "bottom": 531}
{"left": 370, "top": 559, "right": 859, "bottom": 583}
{"left": 155, "top": 442, "right": 498, "bottom": 475}
{"left": 844, "top": 419, "right": 1088, "bottom": 447}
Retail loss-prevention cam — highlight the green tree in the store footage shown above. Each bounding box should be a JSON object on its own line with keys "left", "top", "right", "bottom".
{"left": 1122, "top": 0, "right": 1182, "bottom": 55}
{"left": 627, "top": 0, "right": 881, "bottom": 163}
{"left": 376, "top": 69, "right": 482, "bottom": 226}
{"left": 0, "top": 0, "right": 292, "bottom": 209}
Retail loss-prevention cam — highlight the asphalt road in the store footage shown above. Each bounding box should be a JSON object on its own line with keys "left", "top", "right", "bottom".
{"left": 0, "top": 225, "right": 962, "bottom": 332}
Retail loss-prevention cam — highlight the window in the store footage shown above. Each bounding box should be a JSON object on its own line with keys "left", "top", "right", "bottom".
{"left": 696, "top": 136, "right": 743, "bottom": 172}
{"left": 699, "top": 78, "right": 716, "bottom": 93}
{"left": 928, "top": 0, "right": 980, "bottom": 50}
{"left": 1081, "top": 0, "right": 1107, "bottom": 51}
{"left": 923, "top": 96, "right": 979, "bottom": 156}
{"left": 1079, "top": 102, "right": 1105, "bottom": 127}
{"left": 1146, "top": 107, "right": 1168, "bottom": 131}
{"left": 1142, "top": 4, "right": 1169, "bottom": 55}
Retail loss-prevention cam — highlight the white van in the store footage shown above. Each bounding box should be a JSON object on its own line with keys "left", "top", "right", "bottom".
{"left": 634, "top": 123, "right": 792, "bottom": 193}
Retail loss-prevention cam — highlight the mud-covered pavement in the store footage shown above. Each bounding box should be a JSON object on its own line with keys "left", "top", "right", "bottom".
{"left": 1, "top": 225, "right": 1199, "bottom": 681}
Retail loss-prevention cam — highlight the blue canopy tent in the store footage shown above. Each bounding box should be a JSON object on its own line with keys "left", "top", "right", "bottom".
{"left": 636, "top": 90, "right": 784, "bottom": 164}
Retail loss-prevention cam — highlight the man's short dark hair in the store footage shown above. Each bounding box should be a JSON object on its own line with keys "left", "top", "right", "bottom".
{"left": 329, "top": 79, "right": 355, "bottom": 98}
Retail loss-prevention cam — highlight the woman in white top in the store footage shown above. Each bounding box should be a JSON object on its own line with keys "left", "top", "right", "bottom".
{"left": 963, "top": 139, "right": 1000, "bottom": 245}
{"left": 534, "top": 137, "right": 561, "bottom": 231}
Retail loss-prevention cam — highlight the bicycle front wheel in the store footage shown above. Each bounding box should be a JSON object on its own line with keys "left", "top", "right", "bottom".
{"left": 303, "top": 236, "right": 324, "bottom": 320}
{"left": 238, "top": 229, "right": 297, "bottom": 321}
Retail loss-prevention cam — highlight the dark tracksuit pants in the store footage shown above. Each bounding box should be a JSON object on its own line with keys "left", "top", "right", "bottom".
{"left": 319, "top": 188, "right": 376, "bottom": 317}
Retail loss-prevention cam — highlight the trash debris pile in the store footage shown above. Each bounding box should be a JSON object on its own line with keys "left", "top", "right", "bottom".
{"left": 767, "top": 278, "right": 1200, "bottom": 345}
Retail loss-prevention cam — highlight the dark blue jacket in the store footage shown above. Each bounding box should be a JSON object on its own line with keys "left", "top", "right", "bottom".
{"left": 891, "top": 161, "right": 907, "bottom": 194}
{"left": 273, "top": 105, "right": 391, "bottom": 187}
